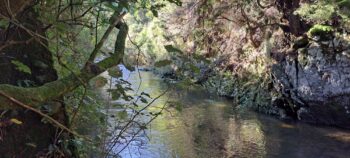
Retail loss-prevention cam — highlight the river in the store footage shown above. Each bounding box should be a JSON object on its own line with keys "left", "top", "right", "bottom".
{"left": 103, "top": 66, "right": 350, "bottom": 158}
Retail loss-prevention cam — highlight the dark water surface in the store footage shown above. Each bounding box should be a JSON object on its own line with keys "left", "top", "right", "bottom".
{"left": 106, "top": 67, "right": 350, "bottom": 158}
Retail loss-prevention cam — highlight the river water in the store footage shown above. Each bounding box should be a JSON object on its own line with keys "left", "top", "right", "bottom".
{"left": 105, "top": 66, "right": 350, "bottom": 158}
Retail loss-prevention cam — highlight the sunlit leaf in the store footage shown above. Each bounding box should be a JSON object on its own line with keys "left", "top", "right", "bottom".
{"left": 10, "top": 118, "right": 23, "bottom": 125}
{"left": 11, "top": 60, "right": 31, "bottom": 74}
{"left": 25, "top": 143, "right": 37, "bottom": 148}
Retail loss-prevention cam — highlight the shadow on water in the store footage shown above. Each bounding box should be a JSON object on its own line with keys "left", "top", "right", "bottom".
{"left": 106, "top": 67, "right": 350, "bottom": 158}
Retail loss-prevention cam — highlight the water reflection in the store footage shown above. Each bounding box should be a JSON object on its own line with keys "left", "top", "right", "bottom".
{"left": 106, "top": 68, "right": 350, "bottom": 158}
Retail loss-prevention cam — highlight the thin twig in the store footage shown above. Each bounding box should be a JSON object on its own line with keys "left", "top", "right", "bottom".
{"left": 0, "top": 37, "right": 35, "bottom": 52}
{"left": 69, "top": 87, "right": 87, "bottom": 127}
{"left": 104, "top": 87, "right": 170, "bottom": 156}
{"left": 126, "top": 24, "right": 143, "bottom": 93}
{"left": 0, "top": 91, "right": 92, "bottom": 142}
{"left": 115, "top": 102, "right": 168, "bottom": 156}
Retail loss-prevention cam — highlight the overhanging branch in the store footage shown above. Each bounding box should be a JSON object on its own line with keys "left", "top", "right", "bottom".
{"left": 84, "top": 12, "right": 126, "bottom": 67}
{"left": 0, "top": 14, "right": 129, "bottom": 110}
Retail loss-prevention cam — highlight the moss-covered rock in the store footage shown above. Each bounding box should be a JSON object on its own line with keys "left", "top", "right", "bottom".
{"left": 307, "top": 24, "right": 333, "bottom": 40}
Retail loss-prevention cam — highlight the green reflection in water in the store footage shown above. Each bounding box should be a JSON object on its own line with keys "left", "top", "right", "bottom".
{"left": 112, "top": 70, "right": 268, "bottom": 158}
{"left": 108, "top": 69, "right": 350, "bottom": 158}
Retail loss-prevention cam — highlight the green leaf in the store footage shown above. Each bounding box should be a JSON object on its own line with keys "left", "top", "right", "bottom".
{"left": 108, "top": 89, "right": 121, "bottom": 100}
{"left": 141, "top": 92, "right": 151, "bottom": 98}
{"left": 177, "top": 78, "right": 193, "bottom": 89}
{"left": 151, "top": 10, "right": 159, "bottom": 17}
{"left": 132, "top": 102, "right": 139, "bottom": 107}
{"left": 10, "top": 118, "right": 23, "bottom": 125}
{"left": 25, "top": 143, "right": 37, "bottom": 148}
{"left": 120, "top": 79, "right": 131, "bottom": 85}
{"left": 140, "top": 96, "right": 148, "bottom": 103}
{"left": 93, "top": 76, "right": 108, "bottom": 88}
{"left": 0, "top": 19, "right": 9, "bottom": 28}
{"left": 124, "top": 64, "right": 135, "bottom": 72}
{"left": 11, "top": 60, "right": 31, "bottom": 74}
{"left": 55, "top": 22, "right": 68, "bottom": 33}
{"left": 189, "top": 64, "right": 200, "bottom": 74}
{"left": 307, "top": 24, "right": 333, "bottom": 37}
{"left": 124, "top": 86, "right": 133, "bottom": 91}
{"left": 117, "top": 110, "right": 128, "bottom": 120}
{"left": 168, "top": 101, "right": 183, "bottom": 111}
{"left": 193, "top": 54, "right": 210, "bottom": 63}
{"left": 154, "top": 59, "right": 172, "bottom": 67}
{"left": 166, "top": 0, "right": 182, "bottom": 6}
{"left": 122, "top": 95, "right": 133, "bottom": 101}
{"left": 108, "top": 66, "right": 123, "bottom": 78}
{"left": 164, "top": 45, "right": 183, "bottom": 54}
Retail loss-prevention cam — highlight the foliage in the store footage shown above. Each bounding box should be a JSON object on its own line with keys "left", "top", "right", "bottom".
{"left": 157, "top": 0, "right": 278, "bottom": 115}
{"left": 92, "top": 76, "right": 108, "bottom": 88}
{"left": 11, "top": 60, "right": 31, "bottom": 74}
{"left": 7, "top": 0, "right": 350, "bottom": 156}
{"left": 307, "top": 24, "right": 334, "bottom": 37}
{"left": 295, "top": 1, "right": 350, "bottom": 29}
{"left": 124, "top": 3, "right": 177, "bottom": 63}
{"left": 0, "top": 19, "right": 8, "bottom": 28}
{"left": 108, "top": 66, "right": 122, "bottom": 78}
{"left": 0, "top": 0, "right": 183, "bottom": 156}
{"left": 294, "top": 2, "right": 336, "bottom": 23}
{"left": 10, "top": 118, "right": 23, "bottom": 125}
{"left": 164, "top": 45, "right": 184, "bottom": 54}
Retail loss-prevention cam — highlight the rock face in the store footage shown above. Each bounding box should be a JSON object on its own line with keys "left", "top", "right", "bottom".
{"left": 272, "top": 36, "right": 350, "bottom": 128}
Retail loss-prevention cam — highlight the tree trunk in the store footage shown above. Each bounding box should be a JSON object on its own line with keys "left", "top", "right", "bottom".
{"left": 0, "top": 1, "right": 127, "bottom": 156}
{"left": 0, "top": 1, "right": 72, "bottom": 157}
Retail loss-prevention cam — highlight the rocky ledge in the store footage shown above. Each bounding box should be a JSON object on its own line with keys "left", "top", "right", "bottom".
{"left": 272, "top": 34, "right": 350, "bottom": 128}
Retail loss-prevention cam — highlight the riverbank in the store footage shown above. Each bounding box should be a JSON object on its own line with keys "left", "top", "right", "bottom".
{"left": 152, "top": 0, "right": 350, "bottom": 129}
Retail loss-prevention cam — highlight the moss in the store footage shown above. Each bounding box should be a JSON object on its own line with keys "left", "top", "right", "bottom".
{"left": 0, "top": 22, "right": 129, "bottom": 110}
{"left": 307, "top": 24, "right": 333, "bottom": 38}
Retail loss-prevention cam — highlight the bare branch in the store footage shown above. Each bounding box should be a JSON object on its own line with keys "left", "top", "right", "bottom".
{"left": 0, "top": 37, "right": 35, "bottom": 52}
{"left": 0, "top": 91, "right": 91, "bottom": 141}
